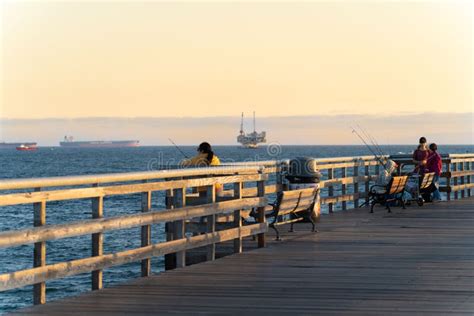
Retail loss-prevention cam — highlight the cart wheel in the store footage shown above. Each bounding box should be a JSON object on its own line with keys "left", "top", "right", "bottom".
{"left": 417, "top": 198, "right": 424, "bottom": 207}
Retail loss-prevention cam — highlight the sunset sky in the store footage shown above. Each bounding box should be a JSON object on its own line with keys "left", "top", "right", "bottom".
{"left": 0, "top": 1, "right": 472, "bottom": 144}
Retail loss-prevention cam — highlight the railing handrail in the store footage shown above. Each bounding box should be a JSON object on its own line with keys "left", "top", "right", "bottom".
{"left": 391, "top": 153, "right": 474, "bottom": 159}
{"left": 222, "top": 156, "right": 385, "bottom": 166}
{"left": 221, "top": 160, "right": 286, "bottom": 166}
{"left": 314, "top": 155, "right": 387, "bottom": 163}
{"left": 0, "top": 174, "right": 268, "bottom": 207}
{"left": 448, "top": 153, "right": 474, "bottom": 158}
{"left": 0, "top": 165, "right": 263, "bottom": 191}
{"left": 223, "top": 154, "right": 474, "bottom": 166}
{"left": 2, "top": 153, "right": 472, "bottom": 191}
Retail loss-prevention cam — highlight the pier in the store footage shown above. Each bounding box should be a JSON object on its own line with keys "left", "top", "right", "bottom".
{"left": 1, "top": 154, "right": 473, "bottom": 314}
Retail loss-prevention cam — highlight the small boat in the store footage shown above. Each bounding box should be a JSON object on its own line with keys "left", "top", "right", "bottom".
{"left": 0, "top": 141, "right": 37, "bottom": 149}
{"left": 16, "top": 144, "right": 37, "bottom": 151}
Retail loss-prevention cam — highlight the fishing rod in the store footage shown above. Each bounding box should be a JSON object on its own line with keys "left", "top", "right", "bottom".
{"left": 350, "top": 126, "right": 388, "bottom": 172}
{"left": 168, "top": 138, "right": 189, "bottom": 159}
{"left": 366, "top": 129, "right": 385, "bottom": 158}
{"left": 356, "top": 123, "right": 385, "bottom": 157}
{"left": 356, "top": 123, "right": 383, "bottom": 156}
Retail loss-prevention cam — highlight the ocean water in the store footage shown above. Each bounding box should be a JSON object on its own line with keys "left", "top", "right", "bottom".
{"left": 0, "top": 145, "right": 472, "bottom": 313}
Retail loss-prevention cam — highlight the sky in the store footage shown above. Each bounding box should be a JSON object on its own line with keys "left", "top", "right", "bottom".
{"left": 0, "top": 1, "right": 472, "bottom": 144}
{"left": 1, "top": 113, "right": 472, "bottom": 145}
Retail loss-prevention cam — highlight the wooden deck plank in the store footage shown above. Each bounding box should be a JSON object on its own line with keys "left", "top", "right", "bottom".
{"left": 12, "top": 198, "right": 474, "bottom": 315}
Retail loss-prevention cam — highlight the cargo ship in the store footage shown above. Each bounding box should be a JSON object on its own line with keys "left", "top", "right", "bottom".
{"left": 60, "top": 136, "right": 139, "bottom": 148}
{"left": 0, "top": 142, "right": 38, "bottom": 149}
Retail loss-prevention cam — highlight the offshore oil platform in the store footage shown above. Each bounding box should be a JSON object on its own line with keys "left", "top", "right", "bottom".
{"left": 237, "top": 112, "right": 266, "bottom": 148}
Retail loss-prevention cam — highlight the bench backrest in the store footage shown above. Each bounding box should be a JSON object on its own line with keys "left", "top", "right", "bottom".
{"left": 420, "top": 172, "right": 435, "bottom": 189}
{"left": 276, "top": 187, "right": 318, "bottom": 216}
{"left": 388, "top": 176, "right": 408, "bottom": 195}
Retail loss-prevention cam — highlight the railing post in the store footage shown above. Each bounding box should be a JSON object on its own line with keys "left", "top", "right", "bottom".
{"left": 141, "top": 181, "right": 152, "bottom": 277}
{"left": 353, "top": 165, "right": 359, "bottom": 208}
{"left": 364, "top": 164, "right": 370, "bottom": 206}
{"left": 374, "top": 164, "right": 380, "bottom": 204}
{"left": 173, "top": 187, "right": 186, "bottom": 268}
{"left": 460, "top": 161, "right": 465, "bottom": 199}
{"left": 467, "top": 161, "right": 472, "bottom": 197}
{"left": 206, "top": 184, "right": 216, "bottom": 261}
{"left": 257, "top": 172, "right": 266, "bottom": 248}
{"left": 233, "top": 181, "right": 243, "bottom": 253}
{"left": 446, "top": 161, "right": 451, "bottom": 201}
{"left": 328, "top": 168, "right": 334, "bottom": 213}
{"left": 91, "top": 184, "right": 103, "bottom": 290}
{"left": 279, "top": 161, "right": 289, "bottom": 191}
{"left": 164, "top": 188, "right": 175, "bottom": 270}
{"left": 453, "top": 162, "right": 458, "bottom": 200}
{"left": 33, "top": 188, "right": 46, "bottom": 305}
{"left": 341, "top": 167, "right": 347, "bottom": 211}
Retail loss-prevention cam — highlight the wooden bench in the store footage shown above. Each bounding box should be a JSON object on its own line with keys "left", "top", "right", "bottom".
{"left": 419, "top": 172, "right": 435, "bottom": 190}
{"left": 418, "top": 172, "right": 436, "bottom": 204}
{"left": 407, "top": 172, "right": 436, "bottom": 206}
{"left": 369, "top": 175, "right": 408, "bottom": 213}
{"left": 249, "top": 187, "right": 319, "bottom": 241}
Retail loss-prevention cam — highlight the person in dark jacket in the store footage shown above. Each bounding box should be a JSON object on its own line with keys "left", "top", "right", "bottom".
{"left": 412, "top": 137, "right": 430, "bottom": 174}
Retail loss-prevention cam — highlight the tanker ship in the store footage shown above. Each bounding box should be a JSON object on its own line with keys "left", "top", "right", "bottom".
{"left": 0, "top": 142, "right": 38, "bottom": 149}
{"left": 60, "top": 136, "right": 139, "bottom": 148}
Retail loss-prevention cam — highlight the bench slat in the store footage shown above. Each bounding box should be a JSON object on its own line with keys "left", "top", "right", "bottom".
{"left": 389, "top": 176, "right": 408, "bottom": 195}
{"left": 276, "top": 187, "right": 318, "bottom": 216}
{"left": 293, "top": 201, "right": 314, "bottom": 213}
{"left": 273, "top": 217, "right": 304, "bottom": 226}
{"left": 299, "top": 188, "right": 317, "bottom": 199}
{"left": 281, "top": 190, "right": 302, "bottom": 199}
{"left": 278, "top": 205, "right": 301, "bottom": 216}
{"left": 277, "top": 197, "right": 300, "bottom": 212}
{"left": 293, "top": 188, "right": 318, "bottom": 213}
{"left": 420, "top": 173, "right": 435, "bottom": 189}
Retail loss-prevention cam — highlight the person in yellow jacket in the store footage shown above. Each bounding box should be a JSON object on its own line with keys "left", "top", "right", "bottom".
{"left": 180, "top": 142, "right": 222, "bottom": 195}
{"left": 180, "top": 142, "right": 220, "bottom": 167}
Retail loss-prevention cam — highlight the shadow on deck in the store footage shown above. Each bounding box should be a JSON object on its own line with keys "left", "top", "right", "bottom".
{"left": 13, "top": 198, "right": 474, "bottom": 315}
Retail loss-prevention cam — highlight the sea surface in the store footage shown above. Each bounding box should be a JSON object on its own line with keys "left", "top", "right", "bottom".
{"left": 1, "top": 145, "right": 472, "bottom": 313}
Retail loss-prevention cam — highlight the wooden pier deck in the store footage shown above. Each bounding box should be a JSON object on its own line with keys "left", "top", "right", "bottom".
{"left": 13, "top": 197, "right": 474, "bottom": 315}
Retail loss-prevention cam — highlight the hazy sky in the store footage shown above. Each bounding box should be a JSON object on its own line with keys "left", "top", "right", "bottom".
{"left": 2, "top": 113, "right": 472, "bottom": 145}
{"left": 1, "top": 1, "right": 472, "bottom": 119}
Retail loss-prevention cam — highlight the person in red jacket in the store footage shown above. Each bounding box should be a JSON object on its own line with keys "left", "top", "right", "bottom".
{"left": 427, "top": 143, "right": 442, "bottom": 201}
